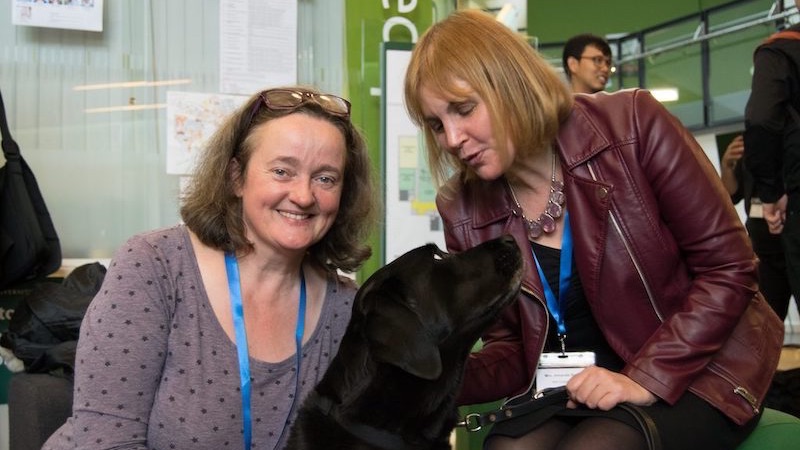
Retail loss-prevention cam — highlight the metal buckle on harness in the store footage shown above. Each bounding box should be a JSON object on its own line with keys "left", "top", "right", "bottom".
{"left": 458, "top": 412, "right": 483, "bottom": 432}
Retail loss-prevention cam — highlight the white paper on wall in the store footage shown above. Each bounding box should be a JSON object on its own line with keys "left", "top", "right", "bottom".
{"left": 12, "top": 0, "right": 104, "bottom": 32}
{"left": 166, "top": 91, "right": 247, "bottom": 175}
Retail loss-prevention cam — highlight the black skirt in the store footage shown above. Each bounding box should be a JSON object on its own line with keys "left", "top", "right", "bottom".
{"left": 486, "top": 389, "right": 761, "bottom": 450}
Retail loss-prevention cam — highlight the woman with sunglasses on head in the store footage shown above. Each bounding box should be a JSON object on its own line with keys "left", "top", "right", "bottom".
{"left": 404, "top": 10, "right": 783, "bottom": 450}
{"left": 43, "top": 87, "right": 376, "bottom": 450}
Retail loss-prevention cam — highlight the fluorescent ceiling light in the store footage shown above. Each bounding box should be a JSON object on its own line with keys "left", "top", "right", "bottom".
{"left": 74, "top": 78, "right": 192, "bottom": 91}
{"left": 85, "top": 103, "right": 167, "bottom": 114}
{"left": 649, "top": 88, "right": 679, "bottom": 102}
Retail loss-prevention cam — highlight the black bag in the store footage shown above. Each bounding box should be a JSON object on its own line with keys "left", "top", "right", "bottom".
{"left": 0, "top": 262, "right": 105, "bottom": 377}
{"left": 0, "top": 88, "right": 61, "bottom": 290}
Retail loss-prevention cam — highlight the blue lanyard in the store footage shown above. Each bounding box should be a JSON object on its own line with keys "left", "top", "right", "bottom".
{"left": 531, "top": 212, "right": 573, "bottom": 353}
{"left": 224, "top": 252, "right": 306, "bottom": 450}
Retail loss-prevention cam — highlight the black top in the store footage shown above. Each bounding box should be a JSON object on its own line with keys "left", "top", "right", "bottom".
{"left": 532, "top": 241, "right": 624, "bottom": 371}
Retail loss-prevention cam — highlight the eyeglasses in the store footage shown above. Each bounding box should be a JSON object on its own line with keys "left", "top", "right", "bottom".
{"left": 580, "top": 55, "right": 614, "bottom": 69}
{"left": 245, "top": 89, "right": 351, "bottom": 127}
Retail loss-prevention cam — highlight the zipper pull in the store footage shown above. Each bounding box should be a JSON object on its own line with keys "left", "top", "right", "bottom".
{"left": 733, "top": 386, "right": 759, "bottom": 414}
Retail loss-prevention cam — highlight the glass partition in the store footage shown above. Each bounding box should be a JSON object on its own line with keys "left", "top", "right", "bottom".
{"left": 0, "top": 0, "right": 343, "bottom": 259}
{"left": 641, "top": 16, "right": 705, "bottom": 128}
{"left": 539, "top": 0, "right": 798, "bottom": 131}
{"left": 707, "top": 1, "right": 779, "bottom": 124}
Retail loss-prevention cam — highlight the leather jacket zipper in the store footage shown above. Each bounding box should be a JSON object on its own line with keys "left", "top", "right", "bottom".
{"left": 584, "top": 161, "right": 760, "bottom": 418}
{"left": 502, "top": 284, "right": 549, "bottom": 407}
{"left": 733, "top": 387, "right": 759, "bottom": 414}
{"left": 709, "top": 365, "right": 760, "bottom": 414}
{"left": 587, "top": 162, "right": 664, "bottom": 322}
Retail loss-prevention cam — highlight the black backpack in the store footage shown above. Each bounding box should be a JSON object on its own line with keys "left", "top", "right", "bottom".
{"left": 0, "top": 88, "right": 61, "bottom": 290}
{"left": 0, "top": 262, "right": 105, "bottom": 377}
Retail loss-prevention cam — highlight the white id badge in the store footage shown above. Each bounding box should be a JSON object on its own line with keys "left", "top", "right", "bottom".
{"left": 536, "top": 352, "right": 595, "bottom": 391}
{"left": 749, "top": 198, "right": 764, "bottom": 219}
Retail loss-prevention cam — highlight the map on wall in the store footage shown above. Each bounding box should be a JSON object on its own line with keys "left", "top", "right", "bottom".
{"left": 397, "top": 135, "right": 438, "bottom": 217}
{"left": 166, "top": 91, "right": 247, "bottom": 175}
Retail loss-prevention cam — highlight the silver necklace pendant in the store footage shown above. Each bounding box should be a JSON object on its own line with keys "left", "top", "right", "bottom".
{"left": 508, "top": 151, "right": 565, "bottom": 240}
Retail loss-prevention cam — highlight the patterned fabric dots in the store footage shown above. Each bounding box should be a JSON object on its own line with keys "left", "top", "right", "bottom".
{"left": 42, "top": 225, "right": 355, "bottom": 450}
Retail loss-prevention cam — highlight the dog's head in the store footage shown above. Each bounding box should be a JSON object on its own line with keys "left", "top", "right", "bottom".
{"left": 354, "top": 235, "right": 523, "bottom": 381}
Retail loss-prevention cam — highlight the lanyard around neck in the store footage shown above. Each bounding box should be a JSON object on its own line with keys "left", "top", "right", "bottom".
{"left": 224, "top": 252, "right": 306, "bottom": 450}
{"left": 531, "top": 212, "right": 573, "bottom": 352}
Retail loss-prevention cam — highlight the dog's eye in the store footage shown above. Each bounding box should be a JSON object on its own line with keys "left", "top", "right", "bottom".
{"left": 430, "top": 245, "right": 448, "bottom": 260}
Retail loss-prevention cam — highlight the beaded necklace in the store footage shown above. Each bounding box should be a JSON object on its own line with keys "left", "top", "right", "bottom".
{"left": 507, "top": 150, "right": 566, "bottom": 240}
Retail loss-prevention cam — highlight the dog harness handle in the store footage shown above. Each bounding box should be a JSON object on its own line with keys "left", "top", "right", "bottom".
{"left": 457, "top": 386, "right": 661, "bottom": 450}
{"left": 225, "top": 252, "right": 306, "bottom": 450}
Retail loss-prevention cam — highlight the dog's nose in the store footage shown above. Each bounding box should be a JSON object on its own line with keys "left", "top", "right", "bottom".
{"left": 494, "top": 235, "right": 522, "bottom": 277}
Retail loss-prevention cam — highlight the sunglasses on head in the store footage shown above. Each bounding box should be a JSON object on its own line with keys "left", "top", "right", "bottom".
{"left": 244, "top": 88, "right": 351, "bottom": 127}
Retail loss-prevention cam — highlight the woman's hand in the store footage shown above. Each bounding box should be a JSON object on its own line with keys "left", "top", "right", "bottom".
{"left": 720, "top": 135, "right": 744, "bottom": 196}
{"left": 764, "top": 194, "right": 788, "bottom": 234}
{"left": 565, "top": 365, "right": 657, "bottom": 410}
{"left": 721, "top": 135, "right": 744, "bottom": 170}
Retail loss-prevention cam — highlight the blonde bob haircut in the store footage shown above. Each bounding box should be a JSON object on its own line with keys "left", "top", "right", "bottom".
{"left": 404, "top": 9, "right": 573, "bottom": 186}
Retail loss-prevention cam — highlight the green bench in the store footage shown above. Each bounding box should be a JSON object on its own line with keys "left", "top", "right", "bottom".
{"left": 454, "top": 405, "right": 800, "bottom": 450}
{"left": 737, "top": 407, "right": 800, "bottom": 450}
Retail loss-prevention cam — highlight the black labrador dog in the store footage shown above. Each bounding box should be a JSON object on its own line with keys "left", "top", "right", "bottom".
{"left": 285, "top": 235, "right": 523, "bottom": 449}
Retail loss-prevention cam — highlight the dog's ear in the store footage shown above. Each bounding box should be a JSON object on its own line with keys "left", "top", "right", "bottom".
{"left": 363, "top": 290, "right": 443, "bottom": 380}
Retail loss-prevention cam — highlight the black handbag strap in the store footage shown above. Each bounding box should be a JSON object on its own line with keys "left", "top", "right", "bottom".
{"left": 617, "top": 402, "right": 661, "bottom": 450}
{"left": 458, "top": 387, "right": 571, "bottom": 432}
{"left": 0, "top": 89, "right": 21, "bottom": 160}
{"left": 457, "top": 387, "right": 661, "bottom": 450}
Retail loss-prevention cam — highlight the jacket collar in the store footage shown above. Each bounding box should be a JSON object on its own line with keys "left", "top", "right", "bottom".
{"left": 463, "top": 176, "right": 516, "bottom": 228}
{"left": 556, "top": 95, "right": 613, "bottom": 170}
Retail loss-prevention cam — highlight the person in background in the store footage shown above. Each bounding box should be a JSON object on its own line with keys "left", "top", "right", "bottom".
{"left": 743, "top": 1, "right": 800, "bottom": 321}
{"left": 561, "top": 33, "right": 614, "bottom": 94}
{"left": 42, "top": 86, "right": 376, "bottom": 450}
{"left": 404, "top": 10, "right": 782, "bottom": 450}
{"left": 721, "top": 134, "right": 794, "bottom": 319}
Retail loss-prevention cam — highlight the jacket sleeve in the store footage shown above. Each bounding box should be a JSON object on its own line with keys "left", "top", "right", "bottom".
{"left": 620, "top": 90, "right": 760, "bottom": 404}
{"left": 744, "top": 47, "right": 791, "bottom": 203}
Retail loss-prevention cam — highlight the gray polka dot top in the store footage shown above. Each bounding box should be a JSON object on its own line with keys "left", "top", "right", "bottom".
{"left": 42, "top": 224, "right": 356, "bottom": 450}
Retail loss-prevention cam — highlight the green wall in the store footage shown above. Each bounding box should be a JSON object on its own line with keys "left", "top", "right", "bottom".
{"left": 528, "top": 0, "right": 735, "bottom": 42}
{"left": 344, "top": 1, "right": 435, "bottom": 281}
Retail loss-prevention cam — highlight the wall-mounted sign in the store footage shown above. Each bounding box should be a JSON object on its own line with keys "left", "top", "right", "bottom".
{"left": 12, "top": 0, "right": 104, "bottom": 33}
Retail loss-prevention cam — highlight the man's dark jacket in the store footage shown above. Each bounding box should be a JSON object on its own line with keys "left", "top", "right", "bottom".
{"left": 744, "top": 24, "right": 800, "bottom": 206}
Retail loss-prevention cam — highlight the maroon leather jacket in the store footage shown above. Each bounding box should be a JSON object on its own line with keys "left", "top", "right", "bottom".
{"left": 439, "top": 89, "right": 783, "bottom": 425}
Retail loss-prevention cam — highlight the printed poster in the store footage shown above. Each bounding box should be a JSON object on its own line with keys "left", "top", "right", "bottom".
{"left": 12, "top": 0, "right": 104, "bottom": 32}
{"left": 166, "top": 91, "right": 247, "bottom": 175}
{"left": 219, "top": 0, "right": 297, "bottom": 95}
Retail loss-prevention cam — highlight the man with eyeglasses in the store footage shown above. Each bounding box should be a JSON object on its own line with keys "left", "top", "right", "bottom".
{"left": 561, "top": 33, "right": 614, "bottom": 94}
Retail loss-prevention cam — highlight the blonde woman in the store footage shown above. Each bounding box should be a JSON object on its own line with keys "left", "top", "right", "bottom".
{"left": 405, "top": 10, "right": 782, "bottom": 450}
